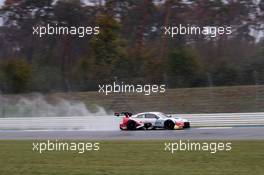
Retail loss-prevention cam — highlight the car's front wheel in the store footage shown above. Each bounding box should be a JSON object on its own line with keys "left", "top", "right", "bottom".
{"left": 164, "top": 120, "right": 175, "bottom": 130}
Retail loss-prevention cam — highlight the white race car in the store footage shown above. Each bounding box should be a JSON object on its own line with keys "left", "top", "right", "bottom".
{"left": 115, "top": 112, "right": 190, "bottom": 130}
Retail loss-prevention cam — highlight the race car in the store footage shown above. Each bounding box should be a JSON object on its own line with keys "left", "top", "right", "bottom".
{"left": 115, "top": 112, "right": 190, "bottom": 130}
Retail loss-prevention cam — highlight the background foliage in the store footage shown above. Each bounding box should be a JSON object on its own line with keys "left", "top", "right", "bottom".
{"left": 0, "top": 0, "right": 263, "bottom": 93}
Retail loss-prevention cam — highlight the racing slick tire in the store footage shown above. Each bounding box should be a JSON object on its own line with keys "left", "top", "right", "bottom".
{"left": 127, "top": 120, "right": 137, "bottom": 130}
{"left": 164, "top": 120, "right": 175, "bottom": 130}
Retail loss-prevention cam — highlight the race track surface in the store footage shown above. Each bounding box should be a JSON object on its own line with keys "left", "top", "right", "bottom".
{"left": 0, "top": 127, "right": 264, "bottom": 140}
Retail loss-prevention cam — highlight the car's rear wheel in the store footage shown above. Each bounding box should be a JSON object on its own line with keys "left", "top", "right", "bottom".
{"left": 184, "top": 122, "right": 190, "bottom": 128}
{"left": 164, "top": 120, "right": 175, "bottom": 130}
{"left": 127, "top": 120, "right": 137, "bottom": 130}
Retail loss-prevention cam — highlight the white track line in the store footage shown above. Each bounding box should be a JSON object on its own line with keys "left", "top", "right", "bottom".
{"left": 197, "top": 127, "right": 233, "bottom": 129}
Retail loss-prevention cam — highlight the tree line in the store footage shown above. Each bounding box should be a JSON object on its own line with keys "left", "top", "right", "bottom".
{"left": 0, "top": 0, "right": 264, "bottom": 93}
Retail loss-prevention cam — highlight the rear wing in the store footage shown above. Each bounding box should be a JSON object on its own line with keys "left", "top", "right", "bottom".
{"left": 114, "top": 112, "right": 133, "bottom": 117}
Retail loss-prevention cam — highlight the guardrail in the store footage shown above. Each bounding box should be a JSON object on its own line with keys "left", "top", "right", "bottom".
{"left": 0, "top": 112, "right": 264, "bottom": 130}
{"left": 173, "top": 113, "right": 264, "bottom": 127}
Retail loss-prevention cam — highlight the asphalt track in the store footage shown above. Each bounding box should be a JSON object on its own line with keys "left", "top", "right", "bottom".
{"left": 1, "top": 113, "right": 264, "bottom": 140}
{"left": 0, "top": 127, "right": 264, "bottom": 140}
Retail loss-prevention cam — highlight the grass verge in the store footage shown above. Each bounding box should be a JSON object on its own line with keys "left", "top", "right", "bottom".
{"left": 0, "top": 140, "right": 263, "bottom": 175}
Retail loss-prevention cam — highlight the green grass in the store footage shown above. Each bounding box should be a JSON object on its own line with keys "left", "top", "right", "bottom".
{"left": 2, "top": 85, "right": 264, "bottom": 114}
{"left": 0, "top": 140, "right": 264, "bottom": 175}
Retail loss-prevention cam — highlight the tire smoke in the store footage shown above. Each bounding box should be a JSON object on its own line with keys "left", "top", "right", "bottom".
{"left": 0, "top": 94, "right": 121, "bottom": 130}
{"left": 0, "top": 94, "right": 108, "bottom": 117}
